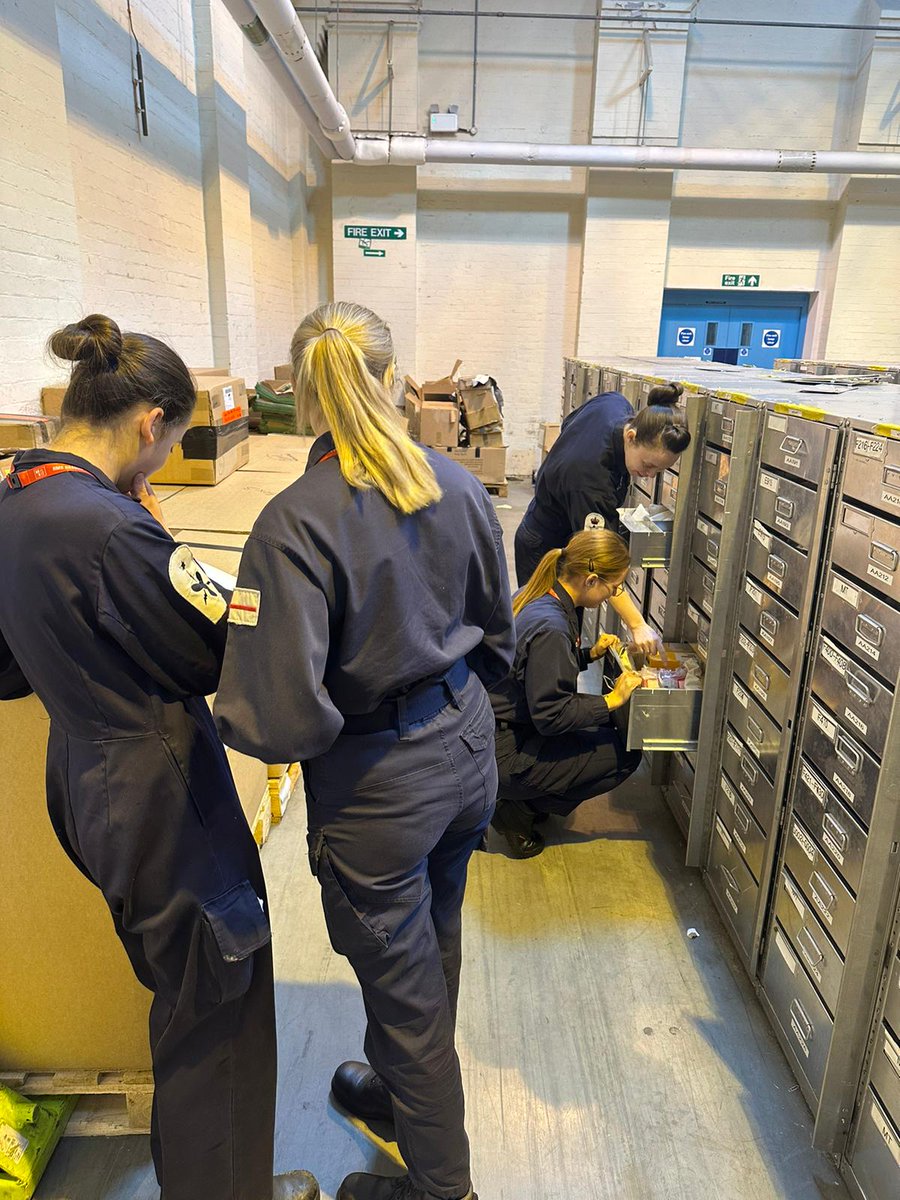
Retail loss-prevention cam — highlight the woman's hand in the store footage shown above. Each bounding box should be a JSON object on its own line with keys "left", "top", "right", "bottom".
{"left": 606, "top": 670, "right": 643, "bottom": 710}
{"left": 589, "top": 632, "right": 620, "bottom": 661}
{"left": 131, "top": 473, "right": 171, "bottom": 535}
{"left": 628, "top": 620, "right": 662, "bottom": 655}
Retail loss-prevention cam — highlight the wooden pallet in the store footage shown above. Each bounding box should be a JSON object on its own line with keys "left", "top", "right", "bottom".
{"left": 485, "top": 481, "right": 508, "bottom": 497}
{"left": 0, "top": 1069, "right": 154, "bottom": 1137}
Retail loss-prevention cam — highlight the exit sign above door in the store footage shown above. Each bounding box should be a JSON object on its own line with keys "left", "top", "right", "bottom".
{"left": 722, "top": 274, "right": 760, "bottom": 288}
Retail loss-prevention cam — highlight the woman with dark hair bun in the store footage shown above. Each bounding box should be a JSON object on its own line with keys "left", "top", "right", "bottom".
{"left": 514, "top": 379, "right": 691, "bottom": 652}
{"left": 0, "top": 316, "right": 318, "bottom": 1200}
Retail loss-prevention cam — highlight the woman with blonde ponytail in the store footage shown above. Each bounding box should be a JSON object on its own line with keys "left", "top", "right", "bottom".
{"left": 488, "top": 529, "right": 644, "bottom": 858}
{"left": 215, "top": 302, "right": 515, "bottom": 1200}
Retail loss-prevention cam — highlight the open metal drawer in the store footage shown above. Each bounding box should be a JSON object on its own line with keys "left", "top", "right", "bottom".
{"left": 619, "top": 505, "right": 675, "bottom": 568}
{"left": 606, "top": 643, "right": 703, "bottom": 752}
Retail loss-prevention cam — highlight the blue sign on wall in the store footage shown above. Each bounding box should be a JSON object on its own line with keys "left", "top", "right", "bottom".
{"left": 677, "top": 327, "right": 696, "bottom": 346}
{"left": 762, "top": 329, "right": 781, "bottom": 348}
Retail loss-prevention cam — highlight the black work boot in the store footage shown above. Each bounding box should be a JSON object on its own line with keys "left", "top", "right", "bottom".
{"left": 337, "top": 1173, "right": 476, "bottom": 1200}
{"left": 331, "top": 1061, "right": 394, "bottom": 1125}
{"left": 490, "top": 798, "right": 544, "bottom": 858}
{"left": 272, "top": 1171, "right": 320, "bottom": 1199}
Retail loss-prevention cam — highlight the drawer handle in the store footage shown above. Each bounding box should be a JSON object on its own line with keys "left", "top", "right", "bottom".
{"left": 869, "top": 538, "right": 899, "bottom": 572}
{"left": 823, "top": 812, "right": 848, "bottom": 853}
{"left": 780, "top": 435, "right": 806, "bottom": 456}
{"left": 884, "top": 465, "right": 900, "bottom": 491}
{"left": 702, "top": 574, "right": 715, "bottom": 595}
{"left": 797, "top": 926, "right": 824, "bottom": 970}
{"left": 856, "top": 614, "right": 884, "bottom": 648}
{"left": 740, "top": 754, "right": 758, "bottom": 785}
{"left": 698, "top": 628, "right": 710, "bottom": 652}
{"left": 751, "top": 665, "right": 770, "bottom": 692}
{"left": 810, "top": 871, "right": 836, "bottom": 913}
{"left": 767, "top": 554, "right": 787, "bottom": 579}
{"left": 722, "top": 416, "right": 735, "bottom": 434}
{"left": 759, "top": 612, "right": 779, "bottom": 638}
{"left": 835, "top": 732, "right": 863, "bottom": 775}
{"left": 720, "top": 865, "right": 740, "bottom": 893}
{"left": 707, "top": 539, "right": 719, "bottom": 562}
{"left": 789, "top": 998, "right": 813, "bottom": 1042}
{"left": 774, "top": 497, "right": 794, "bottom": 519}
{"left": 747, "top": 716, "right": 764, "bottom": 744}
{"left": 733, "top": 803, "right": 750, "bottom": 835}
{"left": 845, "top": 668, "right": 874, "bottom": 705}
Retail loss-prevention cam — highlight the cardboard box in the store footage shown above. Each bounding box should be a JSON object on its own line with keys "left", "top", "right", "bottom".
{"left": 0, "top": 695, "right": 152, "bottom": 1071}
{"left": 542, "top": 422, "right": 561, "bottom": 461}
{"left": 421, "top": 360, "right": 462, "bottom": 400}
{"left": 0, "top": 414, "right": 60, "bottom": 451}
{"left": 274, "top": 364, "right": 293, "bottom": 381}
{"left": 433, "top": 445, "right": 506, "bottom": 486}
{"left": 190, "top": 377, "right": 249, "bottom": 430}
{"left": 404, "top": 389, "right": 422, "bottom": 439}
{"left": 160, "top": 469, "right": 291, "bottom": 533}
{"left": 189, "top": 367, "right": 231, "bottom": 378}
{"left": 419, "top": 401, "right": 459, "bottom": 448}
{"left": 470, "top": 428, "right": 504, "bottom": 448}
{"left": 459, "top": 383, "right": 502, "bottom": 431}
{"left": 41, "top": 387, "right": 67, "bottom": 417}
{"left": 151, "top": 430, "right": 250, "bottom": 486}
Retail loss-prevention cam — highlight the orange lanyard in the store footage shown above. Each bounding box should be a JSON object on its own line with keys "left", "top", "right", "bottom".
{"left": 6, "top": 463, "right": 93, "bottom": 490}
{"left": 317, "top": 449, "right": 338, "bottom": 465}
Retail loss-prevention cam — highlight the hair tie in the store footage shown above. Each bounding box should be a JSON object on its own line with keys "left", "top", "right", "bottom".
{"left": 321, "top": 327, "right": 343, "bottom": 335}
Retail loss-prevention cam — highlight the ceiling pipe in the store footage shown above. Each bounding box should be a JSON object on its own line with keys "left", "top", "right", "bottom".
{"left": 250, "top": 0, "right": 356, "bottom": 158}
{"left": 221, "top": 0, "right": 334, "bottom": 157}
{"left": 351, "top": 137, "right": 900, "bottom": 175}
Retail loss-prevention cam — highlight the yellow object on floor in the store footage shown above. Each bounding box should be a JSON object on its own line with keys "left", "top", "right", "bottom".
{"left": 0, "top": 1083, "right": 76, "bottom": 1198}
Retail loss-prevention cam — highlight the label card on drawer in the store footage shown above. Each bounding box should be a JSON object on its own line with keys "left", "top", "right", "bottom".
{"left": 705, "top": 449, "right": 718, "bottom": 464}
{"left": 832, "top": 576, "right": 859, "bottom": 608}
{"left": 769, "top": 415, "right": 788, "bottom": 433}
{"left": 784, "top": 874, "right": 806, "bottom": 918}
{"left": 868, "top": 563, "right": 895, "bottom": 587}
{"left": 716, "top": 817, "right": 732, "bottom": 850}
{"left": 855, "top": 636, "right": 880, "bottom": 662}
{"left": 853, "top": 434, "right": 886, "bottom": 460}
{"left": 774, "top": 928, "right": 797, "bottom": 972}
{"left": 732, "top": 681, "right": 749, "bottom": 709}
{"left": 721, "top": 775, "right": 737, "bottom": 807}
{"left": 810, "top": 703, "right": 837, "bottom": 741}
{"left": 844, "top": 708, "right": 868, "bottom": 737}
{"left": 745, "top": 580, "right": 764, "bottom": 605}
{"left": 792, "top": 822, "right": 817, "bottom": 863}
{"left": 726, "top": 728, "right": 742, "bottom": 756}
{"left": 883, "top": 488, "right": 900, "bottom": 511}
{"left": 819, "top": 639, "right": 847, "bottom": 676}
{"left": 697, "top": 517, "right": 711, "bottom": 537}
{"left": 739, "top": 631, "right": 756, "bottom": 657}
{"left": 870, "top": 1102, "right": 900, "bottom": 1167}
{"left": 753, "top": 522, "right": 772, "bottom": 550}
{"left": 711, "top": 400, "right": 725, "bottom": 414}
{"left": 760, "top": 471, "right": 778, "bottom": 493}
{"left": 784, "top": 455, "right": 802, "bottom": 469}
{"left": 832, "top": 773, "right": 856, "bottom": 806}
{"left": 800, "top": 763, "right": 827, "bottom": 806}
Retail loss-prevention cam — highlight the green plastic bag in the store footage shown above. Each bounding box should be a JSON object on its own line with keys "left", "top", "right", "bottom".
{"left": 0, "top": 1083, "right": 76, "bottom": 1199}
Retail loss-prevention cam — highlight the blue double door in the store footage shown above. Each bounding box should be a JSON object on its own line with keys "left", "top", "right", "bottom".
{"left": 658, "top": 289, "right": 808, "bottom": 370}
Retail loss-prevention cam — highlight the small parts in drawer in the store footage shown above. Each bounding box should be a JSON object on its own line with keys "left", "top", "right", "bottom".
{"left": 631, "top": 648, "right": 703, "bottom": 691}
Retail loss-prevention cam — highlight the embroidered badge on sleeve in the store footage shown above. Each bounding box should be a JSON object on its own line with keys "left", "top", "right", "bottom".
{"left": 168, "top": 545, "right": 228, "bottom": 623}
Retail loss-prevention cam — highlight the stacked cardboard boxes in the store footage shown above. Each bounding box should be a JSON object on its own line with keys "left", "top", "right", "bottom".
{"left": 151, "top": 375, "right": 250, "bottom": 486}
{"left": 0, "top": 415, "right": 60, "bottom": 451}
{"left": 403, "top": 362, "right": 507, "bottom": 489}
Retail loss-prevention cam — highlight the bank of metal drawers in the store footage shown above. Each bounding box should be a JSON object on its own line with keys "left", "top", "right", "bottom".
{"left": 692, "top": 514, "right": 721, "bottom": 574}
{"left": 721, "top": 723, "right": 778, "bottom": 837}
{"left": 733, "top": 628, "right": 793, "bottom": 731}
{"left": 810, "top": 635, "right": 893, "bottom": 760}
{"left": 843, "top": 425, "right": 900, "bottom": 518}
{"left": 846, "top": 1090, "right": 900, "bottom": 1200}
{"left": 774, "top": 869, "right": 845, "bottom": 1016}
{"left": 698, "top": 446, "right": 730, "bottom": 522}
{"left": 821, "top": 569, "right": 900, "bottom": 686}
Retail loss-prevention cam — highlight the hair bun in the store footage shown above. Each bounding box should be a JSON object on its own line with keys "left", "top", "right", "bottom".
{"left": 647, "top": 380, "right": 683, "bottom": 406}
{"left": 49, "top": 313, "right": 123, "bottom": 372}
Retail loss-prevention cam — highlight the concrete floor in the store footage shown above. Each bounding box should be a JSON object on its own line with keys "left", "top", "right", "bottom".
{"left": 35, "top": 479, "right": 849, "bottom": 1200}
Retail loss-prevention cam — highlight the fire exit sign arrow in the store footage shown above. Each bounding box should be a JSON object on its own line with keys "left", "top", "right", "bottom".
{"left": 344, "top": 225, "right": 407, "bottom": 240}
{"left": 722, "top": 273, "right": 760, "bottom": 287}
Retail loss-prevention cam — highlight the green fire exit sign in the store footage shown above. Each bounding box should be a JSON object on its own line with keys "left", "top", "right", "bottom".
{"left": 722, "top": 273, "right": 760, "bottom": 287}
{"left": 344, "top": 225, "right": 407, "bottom": 240}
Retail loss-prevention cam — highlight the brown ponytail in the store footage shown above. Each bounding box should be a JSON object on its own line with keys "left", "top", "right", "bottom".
{"left": 513, "top": 530, "right": 631, "bottom": 617}
{"left": 48, "top": 314, "right": 195, "bottom": 428}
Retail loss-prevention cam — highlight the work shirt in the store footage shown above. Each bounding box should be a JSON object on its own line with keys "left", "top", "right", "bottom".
{"left": 0, "top": 450, "right": 228, "bottom": 733}
{"left": 488, "top": 586, "right": 610, "bottom": 736}
{"left": 214, "top": 432, "right": 515, "bottom": 764}
{"left": 520, "top": 391, "right": 632, "bottom": 551}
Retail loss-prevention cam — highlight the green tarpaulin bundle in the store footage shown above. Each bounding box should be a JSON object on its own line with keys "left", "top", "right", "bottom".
{"left": 0, "top": 1083, "right": 76, "bottom": 1199}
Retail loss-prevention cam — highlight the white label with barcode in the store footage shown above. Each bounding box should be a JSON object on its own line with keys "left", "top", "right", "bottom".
{"left": 832, "top": 576, "right": 859, "bottom": 607}
{"left": 222, "top": 384, "right": 234, "bottom": 406}
{"left": 0, "top": 1123, "right": 28, "bottom": 1165}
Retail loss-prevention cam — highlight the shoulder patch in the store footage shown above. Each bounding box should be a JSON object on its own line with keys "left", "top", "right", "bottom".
{"left": 228, "top": 587, "right": 261, "bottom": 627}
{"left": 584, "top": 512, "right": 606, "bottom": 530}
{"left": 168, "top": 545, "right": 227, "bottom": 623}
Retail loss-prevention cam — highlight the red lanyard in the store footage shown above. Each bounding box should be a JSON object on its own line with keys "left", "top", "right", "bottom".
{"left": 6, "top": 463, "right": 93, "bottom": 490}
{"left": 547, "top": 587, "right": 581, "bottom": 647}
{"left": 547, "top": 587, "right": 561, "bottom": 601}
{"left": 317, "top": 449, "right": 338, "bottom": 465}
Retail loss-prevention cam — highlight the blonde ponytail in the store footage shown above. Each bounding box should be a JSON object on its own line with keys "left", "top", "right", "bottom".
{"left": 514, "top": 529, "right": 631, "bottom": 617}
{"left": 513, "top": 550, "right": 563, "bottom": 617}
{"left": 292, "top": 302, "right": 442, "bottom": 514}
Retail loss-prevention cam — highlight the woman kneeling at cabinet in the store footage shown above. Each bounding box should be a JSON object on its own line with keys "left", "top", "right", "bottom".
{"left": 487, "top": 529, "right": 644, "bottom": 858}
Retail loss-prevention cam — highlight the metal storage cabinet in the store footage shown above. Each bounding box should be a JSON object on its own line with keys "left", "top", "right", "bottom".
{"left": 707, "top": 406, "right": 842, "bottom": 974}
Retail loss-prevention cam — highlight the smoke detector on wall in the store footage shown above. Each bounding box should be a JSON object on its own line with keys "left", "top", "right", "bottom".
{"left": 429, "top": 105, "right": 460, "bottom": 134}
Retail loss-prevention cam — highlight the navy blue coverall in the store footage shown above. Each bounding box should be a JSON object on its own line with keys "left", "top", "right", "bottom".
{"left": 488, "top": 586, "right": 641, "bottom": 812}
{"left": 515, "top": 391, "right": 633, "bottom": 585}
{"left": 0, "top": 451, "right": 275, "bottom": 1200}
{"left": 214, "top": 433, "right": 515, "bottom": 1200}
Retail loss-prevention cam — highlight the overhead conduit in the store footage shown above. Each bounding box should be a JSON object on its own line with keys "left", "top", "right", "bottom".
{"left": 224, "top": 3, "right": 900, "bottom": 176}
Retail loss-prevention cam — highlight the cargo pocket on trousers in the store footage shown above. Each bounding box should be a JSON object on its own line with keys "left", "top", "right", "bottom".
{"left": 308, "top": 830, "right": 421, "bottom": 960}
{"left": 200, "top": 880, "right": 271, "bottom": 1006}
